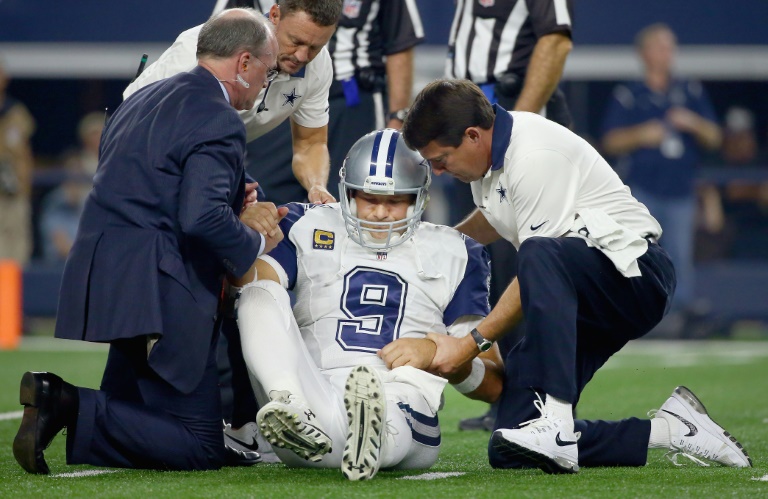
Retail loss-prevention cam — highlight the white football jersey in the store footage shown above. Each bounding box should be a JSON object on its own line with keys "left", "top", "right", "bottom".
{"left": 123, "top": 24, "right": 332, "bottom": 142}
{"left": 259, "top": 203, "right": 490, "bottom": 371}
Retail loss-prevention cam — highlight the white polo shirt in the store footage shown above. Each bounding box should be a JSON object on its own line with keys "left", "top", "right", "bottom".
{"left": 471, "top": 108, "right": 662, "bottom": 250}
{"left": 123, "top": 24, "right": 332, "bottom": 142}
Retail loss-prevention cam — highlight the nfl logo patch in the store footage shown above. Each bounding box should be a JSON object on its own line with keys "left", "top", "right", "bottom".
{"left": 376, "top": 252, "right": 387, "bottom": 260}
{"left": 343, "top": 0, "right": 362, "bottom": 18}
{"left": 479, "top": 0, "right": 495, "bottom": 7}
{"left": 313, "top": 229, "right": 335, "bottom": 250}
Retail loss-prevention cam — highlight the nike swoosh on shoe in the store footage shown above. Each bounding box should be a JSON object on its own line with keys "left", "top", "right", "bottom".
{"left": 555, "top": 432, "right": 577, "bottom": 447}
{"left": 226, "top": 434, "right": 259, "bottom": 452}
{"left": 661, "top": 409, "right": 698, "bottom": 437}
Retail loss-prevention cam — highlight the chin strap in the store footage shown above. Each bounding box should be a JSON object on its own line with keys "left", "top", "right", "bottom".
{"left": 361, "top": 231, "right": 401, "bottom": 248}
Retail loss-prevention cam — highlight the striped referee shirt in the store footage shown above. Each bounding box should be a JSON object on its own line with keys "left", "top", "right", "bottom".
{"left": 446, "top": 0, "right": 573, "bottom": 84}
{"left": 329, "top": 0, "right": 425, "bottom": 81}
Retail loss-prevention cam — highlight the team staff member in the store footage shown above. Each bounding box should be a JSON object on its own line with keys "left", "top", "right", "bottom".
{"left": 126, "top": 0, "right": 342, "bottom": 205}
{"left": 445, "top": 0, "right": 575, "bottom": 431}
{"left": 400, "top": 79, "right": 751, "bottom": 473}
{"left": 13, "top": 10, "right": 286, "bottom": 473}
{"left": 128, "top": 1, "right": 342, "bottom": 453}
{"left": 216, "top": 0, "right": 423, "bottom": 206}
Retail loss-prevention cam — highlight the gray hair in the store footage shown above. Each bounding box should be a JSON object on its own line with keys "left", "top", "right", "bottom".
{"left": 197, "top": 8, "right": 274, "bottom": 60}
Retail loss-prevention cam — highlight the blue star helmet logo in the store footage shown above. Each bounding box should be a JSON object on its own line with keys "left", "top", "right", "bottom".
{"left": 496, "top": 182, "right": 508, "bottom": 203}
{"left": 282, "top": 88, "right": 302, "bottom": 107}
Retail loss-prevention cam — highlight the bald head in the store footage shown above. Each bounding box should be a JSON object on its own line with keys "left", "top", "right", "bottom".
{"left": 197, "top": 8, "right": 275, "bottom": 62}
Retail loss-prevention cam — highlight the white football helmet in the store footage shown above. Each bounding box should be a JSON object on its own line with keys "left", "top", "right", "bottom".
{"left": 339, "top": 129, "right": 430, "bottom": 251}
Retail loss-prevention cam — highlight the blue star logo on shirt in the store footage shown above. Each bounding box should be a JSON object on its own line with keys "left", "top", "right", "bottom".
{"left": 282, "top": 88, "right": 301, "bottom": 107}
{"left": 496, "top": 182, "right": 509, "bottom": 204}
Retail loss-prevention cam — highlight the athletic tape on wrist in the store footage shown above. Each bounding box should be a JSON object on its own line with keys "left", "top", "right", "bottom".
{"left": 451, "top": 357, "right": 485, "bottom": 394}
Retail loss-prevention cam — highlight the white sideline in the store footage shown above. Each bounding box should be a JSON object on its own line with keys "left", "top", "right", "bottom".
{"left": 0, "top": 410, "right": 23, "bottom": 421}
{"left": 398, "top": 472, "right": 465, "bottom": 480}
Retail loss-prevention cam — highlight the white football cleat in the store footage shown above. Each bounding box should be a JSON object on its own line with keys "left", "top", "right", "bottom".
{"left": 224, "top": 421, "right": 281, "bottom": 464}
{"left": 491, "top": 396, "right": 580, "bottom": 474}
{"left": 256, "top": 391, "right": 332, "bottom": 463}
{"left": 651, "top": 386, "right": 752, "bottom": 468}
{"left": 341, "top": 365, "right": 387, "bottom": 481}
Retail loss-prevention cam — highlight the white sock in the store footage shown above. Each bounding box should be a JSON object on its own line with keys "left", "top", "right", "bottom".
{"left": 237, "top": 280, "right": 304, "bottom": 397}
{"left": 379, "top": 402, "right": 412, "bottom": 469}
{"left": 649, "top": 417, "right": 671, "bottom": 448}
{"left": 544, "top": 394, "right": 574, "bottom": 430}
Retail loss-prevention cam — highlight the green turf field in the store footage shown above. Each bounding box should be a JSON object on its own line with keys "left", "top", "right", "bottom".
{"left": 1, "top": 339, "right": 766, "bottom": 498}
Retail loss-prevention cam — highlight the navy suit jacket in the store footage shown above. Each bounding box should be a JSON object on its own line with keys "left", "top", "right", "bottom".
{"left": 55, "top": 66, "right": 263, "bottom": 393}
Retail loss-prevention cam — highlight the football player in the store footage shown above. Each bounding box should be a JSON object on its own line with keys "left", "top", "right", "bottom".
{"left": 232, "top": 129, "right": 504, "bottom": 480}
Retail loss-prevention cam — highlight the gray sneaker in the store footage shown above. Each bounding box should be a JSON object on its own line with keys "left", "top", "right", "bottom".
{"left": 256, "top": 391, "right": 332, "bottom": 463}
{"left": 223, "top": 421, "right": 281, "bottom": 465}
{"left": 651, "top": 386, "right": 752, "bottom": 468}
{"left": 341, "top": 366, "right": 387, "bottom": 481}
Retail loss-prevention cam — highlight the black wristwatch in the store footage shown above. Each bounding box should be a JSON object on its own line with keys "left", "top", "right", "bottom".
{"left": 388, "top": 108, "right": 408, "bottom": 122}
{"left": 470, "top": 328, "right": 494, "bottom": 352}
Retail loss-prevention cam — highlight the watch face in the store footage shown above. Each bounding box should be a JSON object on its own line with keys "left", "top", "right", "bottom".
{"left": 479, "top": 341, "right": 492, "bottom": 352}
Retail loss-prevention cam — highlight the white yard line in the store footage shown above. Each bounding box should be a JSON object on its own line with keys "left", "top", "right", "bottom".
{"left": 398, "top": 472, "right": 465, "bottom": 480}
{"left": 17, "top": 337, "right": 109, "bottom": 351}
{"left": 602, "top": 340, "right": 768, "bottom": 369}
{"left": 51, "top": 470, "right": 121, "bottom": 478}
{"left": 0, "top": 410, "right": 23, "bottom": 421}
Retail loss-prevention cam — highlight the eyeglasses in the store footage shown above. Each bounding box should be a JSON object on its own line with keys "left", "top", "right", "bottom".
{"left": 252, "top": 55, "right": 279, "bottom": 83}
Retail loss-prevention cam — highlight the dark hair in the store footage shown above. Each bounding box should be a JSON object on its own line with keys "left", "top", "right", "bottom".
{"left": 279, "top": 0, "right": 342, "bottom": 27}
{"left": 197, "top": 8, "right": 273, "bottom": 60}
{"left": 402, "top": 79, "right": 495, "bottom": 150}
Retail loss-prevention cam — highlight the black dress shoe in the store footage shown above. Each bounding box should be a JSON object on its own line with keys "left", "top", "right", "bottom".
{"left": 459, "top": 405, "right": 497, "bottom": 432}
{"left": 13, "top": 371, "right": 79, "bottom": 474}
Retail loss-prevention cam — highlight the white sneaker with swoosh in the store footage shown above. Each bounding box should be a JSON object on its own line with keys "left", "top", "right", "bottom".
{"left": 652, "top": 386, "right": 752, "bottom": 468}
{"left": 491, "top": 396, "right": 580, "bottom": 474}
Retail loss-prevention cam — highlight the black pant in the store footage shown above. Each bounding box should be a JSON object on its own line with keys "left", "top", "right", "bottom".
{"left": 489, "top": 237, "right": 676, "bottom": 468}
{"left": 68, "top": 334, "right": 225, "bottom": 470}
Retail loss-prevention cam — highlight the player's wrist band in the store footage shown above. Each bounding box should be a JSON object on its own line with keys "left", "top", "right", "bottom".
{"left": 452, "top": 357, "right": 485, "bottom": 394}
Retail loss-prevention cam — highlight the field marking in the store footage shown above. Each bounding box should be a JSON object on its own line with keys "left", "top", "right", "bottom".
{"left": 16, "top": 336, "right": 109, "bottom": 352}
{"left": 751, "top": 475, "right": 768, "bottom": 482}
{"left": 398, "top": 472, "right": 465, "bottom": 480}
{"left": 602, "top": 340, "right": 768, "bottom": 370}
{"left": 0, "top": 410, "right": 23, "bottom": 421}
{"left": 51, "top": 470, "right": 121, "bottom": 478}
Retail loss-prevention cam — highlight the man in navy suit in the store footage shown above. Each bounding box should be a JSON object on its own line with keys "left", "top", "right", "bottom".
{"left": 13, "top": 8, "right": 286, "bottom": 473}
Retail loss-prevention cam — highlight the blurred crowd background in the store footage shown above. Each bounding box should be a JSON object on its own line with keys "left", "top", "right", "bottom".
{"left": 1, "top": 0, "right": 767, "bottom": 338}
